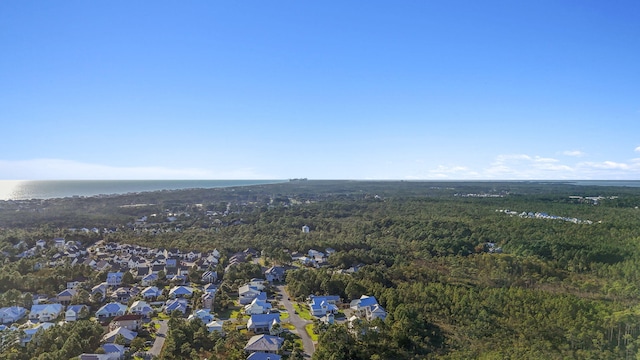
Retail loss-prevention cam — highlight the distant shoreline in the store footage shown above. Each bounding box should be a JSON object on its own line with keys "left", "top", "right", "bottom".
{"left": 0, "top": 179, "right": 287, "bottom": 201}
{"left": 1, "top": 179, "right": 639, "bottom": 201}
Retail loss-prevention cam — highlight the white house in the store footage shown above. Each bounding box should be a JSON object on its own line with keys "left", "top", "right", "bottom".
{"left": 141, "top": 273, "right": 158, "bottom": 286}
{"left": 106, "top": 272, "right": 123, "bottom": 287}
{"left": 102, "top": 327, "right": 137, "bottom": 344}
{"left": 349, "top": 295, "right": 387, "bottom": 321}
{"left": 238, "top": 285, "right": 261, "bottom": 305}
{"left": 247, "top": 313, "right": 281, "bottom": 334}
{"left": 244, "top": 297, "right": 272, "bottom": 315}
{"left": 65, "top": 305, "right": 89, "bottom": 322}
{"left": 201, "top": 270, "right": 217, "bottom": 283}
{"left": 29, "top": 304, "right": 63, "bottom": 322}
{"left": 168, "top": 285, "right": 193, "bottom": 298}
{"left": 265, "top": 266, "right": 286, "bottom": 283}
{"left": 308, "top": 295, "right": 340, "bottom": 317}
{"left": 164, "top": 298, "right": 188, "bottom": 314}
{"left": 129, "top": 300, "right": 154, "bottom": 317}
{"left": 141, "top": 286, "right": 162, "bottom": 300}
{"left": 188, "top": 309, "right": 214, "bottom": 324}
{"left": 206, "top": 319, "right": 224, "bottom": 333}
{"left": 244, "top": 334, "right": 284, "bottom": 354}
{"left": 0, "top": 306, "right": 26, "bottom": 324}
{"left": 96, "top": 302, "right": 128, "bottom": 319}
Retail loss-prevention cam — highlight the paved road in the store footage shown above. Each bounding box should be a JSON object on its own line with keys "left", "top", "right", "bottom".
{"left": 276, "top": 285, "right": 315, "bottom": 358}
{"left": 148, "top": 319, "right": 168, "bottom": 357}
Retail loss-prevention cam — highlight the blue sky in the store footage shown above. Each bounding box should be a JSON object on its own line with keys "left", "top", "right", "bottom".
{"left": 1, "top": 1, "right": 639, "bottom": 180}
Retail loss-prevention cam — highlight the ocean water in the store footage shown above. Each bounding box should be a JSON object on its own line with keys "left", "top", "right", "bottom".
{"left": 0, "top": 180, "right": 286, "bottom": 200}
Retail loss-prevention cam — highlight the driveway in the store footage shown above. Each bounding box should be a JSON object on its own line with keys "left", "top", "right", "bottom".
{"left": 276, "top": 285, "right": 315, "bottom": 358}
{"left": 148, "top": 319, "right": 168, "bottom": 357}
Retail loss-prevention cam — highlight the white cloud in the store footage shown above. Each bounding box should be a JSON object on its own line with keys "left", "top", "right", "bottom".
{"left": 562, "top": 150, "right": 585, "bottom": 157}
{"left": 0, "top": 159, "right": 269, "bottom": 180}
{"left": 635, "top": 146, "right": 640, "bottom": 152}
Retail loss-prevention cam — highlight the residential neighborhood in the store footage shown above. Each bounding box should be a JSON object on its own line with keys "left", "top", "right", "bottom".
{"left": 0, "top": 234, "right": 380, "bottom": 360}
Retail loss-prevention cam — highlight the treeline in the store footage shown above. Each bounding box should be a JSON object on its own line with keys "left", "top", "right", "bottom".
{"left": 2, "top": 181, "right": 640, "bottom": 358}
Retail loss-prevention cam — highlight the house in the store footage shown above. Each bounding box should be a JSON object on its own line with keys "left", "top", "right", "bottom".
{"left": 202, "top": 270, "right": 217, "bottom": 283}
{"left": 111, "top": 287, "right": 132, "bottom": 303}
{"left": 169, "top": 285, "right": 193, "bottom": 298}
{"left": 53, "top": 237, "right": 66, "bottom": 248}
{"left": 29, "top": 304, "right": 63, "bottom": 322}
{"left": 92, "top": 282, "right": 108, "bottom": 300}
{"left": 65, "top": 305, "right": 89, "bottom": 322}
{"left": 102, "top": 327, "right": 137, "bottom": 344}
{"left": 349, "top": 295, "right": 379, "bottom": 313}
{"left": 202, "top": 292, "right": 215, "bottom": 310}
{"left": 188, "top": 309, "right": 214, "bottom": 324}
{"left": 150, "top": 264, "right": 165, "bottom": 275}
{"left": 247, "top": 352, "right": 282, "bottom": 360}
{"left": 203, "top": 283, "right": 218, "bottom": 294}
{"left": 265, "top": 266, "right": 286, "bottom": 283}
{"left": 248, "top": 279, "right": 265, "bottom": 290}
{"left": 79, "top": 343, "right": 126, "bottom": 360}
{"left": 239, "top": 285, "right": 261, "bottom": 305}
{"left": 95, "top": 260, "right": 111, "bottom": 272}
{"left": 109, "top": 314, "right": 143, "bottom": 331}
{"left": 21, "top": 322, "right": 55, "bottom": 345}
{"left": 96, "top": 302, "right": 128, "bottom": 319}
{"left": 302, "top": 225, "right": 310, "bottom": 233}
{"left": 102, "top": 343, "right": 126, "bottom": 359}
{"left": 67, "top": 279, "right": 85, "bottom": 289}
{"left": 141, "top": 286, "right": 162, "bottom": 300}
{"left": 349, "top": 295, "right": 387, "bottom": 321}
{"left": 36, "top": 239, "right": 47, "bottom": 248}
{"left": 0, "top": 306, "right": 26, "bottom": 324}
{"left": 321, "top": 312, "right": 335, "bottom": 325}
{"left": 141, "top": 273, "right": 158, "bottom": 286}
{"left": 247, "top": 313, "right": 280, "bottom": 334}
{"left": 244, "top": 334, "right": 284, "bottom": 354}
{"left": 57, "top": 288, "right": 77, "bottom": 305}
{"left": 206, "top": 319, "right": 224, "bottom": 333}
{"left": 244, "top": 297, "right": 272, "bottom": 315}
{"left": 308, "top": 249, "right": 324, "bottom": 259}
{"left": 308, "top": 295, "right": 340, "bottom": 317}
{"left": 165, "top": 298, "right": 188, "bottom": 314}
{"left": 134, "top": 266, "right": 150, "bottom": 279}
{"left": 106, "top": 272, "right": 123, "bottom": 287}
{"left": 129, "top": 300, "right": 153, "bottom": 317}
{"left": 365, "top": 304, "right": 387, "bottom": 321}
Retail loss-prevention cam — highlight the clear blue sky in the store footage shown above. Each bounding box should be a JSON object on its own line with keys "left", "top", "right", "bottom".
{"left": 1, "top": 1, "right": 639, "bottom": 180}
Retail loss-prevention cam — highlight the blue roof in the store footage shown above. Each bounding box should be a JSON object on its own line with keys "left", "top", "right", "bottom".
{"left": 249, "top": 313, "right": 280, "bottom": 325}
{"left": 247, "top": 353, "right": 282, "bottom": 360}
{"left": 309, "top": 295, "right": 340, "bottom": 305}
{"left": 359, "top": 296, "right": 379, "bottom": 307}
{"left": 256, "top": 292, "right": 267, "bottom": 301}
{"left": 66, "top": 305, "right": 86, "bottom": 313}
{"left": 102, "top": 343, "right": 125, "bottom": 354}
{"left": 30, "top": 304, "right": 63, "bottom": 313}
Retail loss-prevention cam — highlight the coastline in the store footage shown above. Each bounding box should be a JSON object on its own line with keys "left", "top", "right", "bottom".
{"left": 0, "top": 179, "right": 287, "bottom": 201}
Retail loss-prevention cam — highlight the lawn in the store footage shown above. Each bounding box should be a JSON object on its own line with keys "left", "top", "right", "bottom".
{"left": 280, "top": 311, "right": 289, "bottom": 320}
{"left": 294, "top": 303, "right": 312, "bottom": 320}
{"left": 305, "top": 323, "right": 319, "bottom": 341}
{"left": 217, "top": 305, "right": 242, "bottom": 320}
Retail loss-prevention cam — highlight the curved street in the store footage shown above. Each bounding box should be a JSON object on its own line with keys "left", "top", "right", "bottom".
{"left": 276, "top": 285, "right": 315, "bottom": 358}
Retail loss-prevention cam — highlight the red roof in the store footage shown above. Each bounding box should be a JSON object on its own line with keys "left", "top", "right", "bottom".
{"left": 112, "top": 314, "right": 142, "bottom": 321}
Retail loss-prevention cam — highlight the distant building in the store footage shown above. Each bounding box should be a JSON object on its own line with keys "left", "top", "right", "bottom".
{"left": 302, "top": 225, "right": 310, "bottom": 233}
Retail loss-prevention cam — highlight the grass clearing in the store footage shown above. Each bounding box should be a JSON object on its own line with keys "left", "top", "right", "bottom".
{"left": 305, "top": 323, "right": 318, "bottom": 341}
{"left": 294, "top": 303, "right": 312, "bottom": 320}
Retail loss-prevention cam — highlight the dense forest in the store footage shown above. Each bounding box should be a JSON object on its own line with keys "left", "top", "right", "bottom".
{"left": 1, "top": 181, "right": 640, "bottom": 359}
